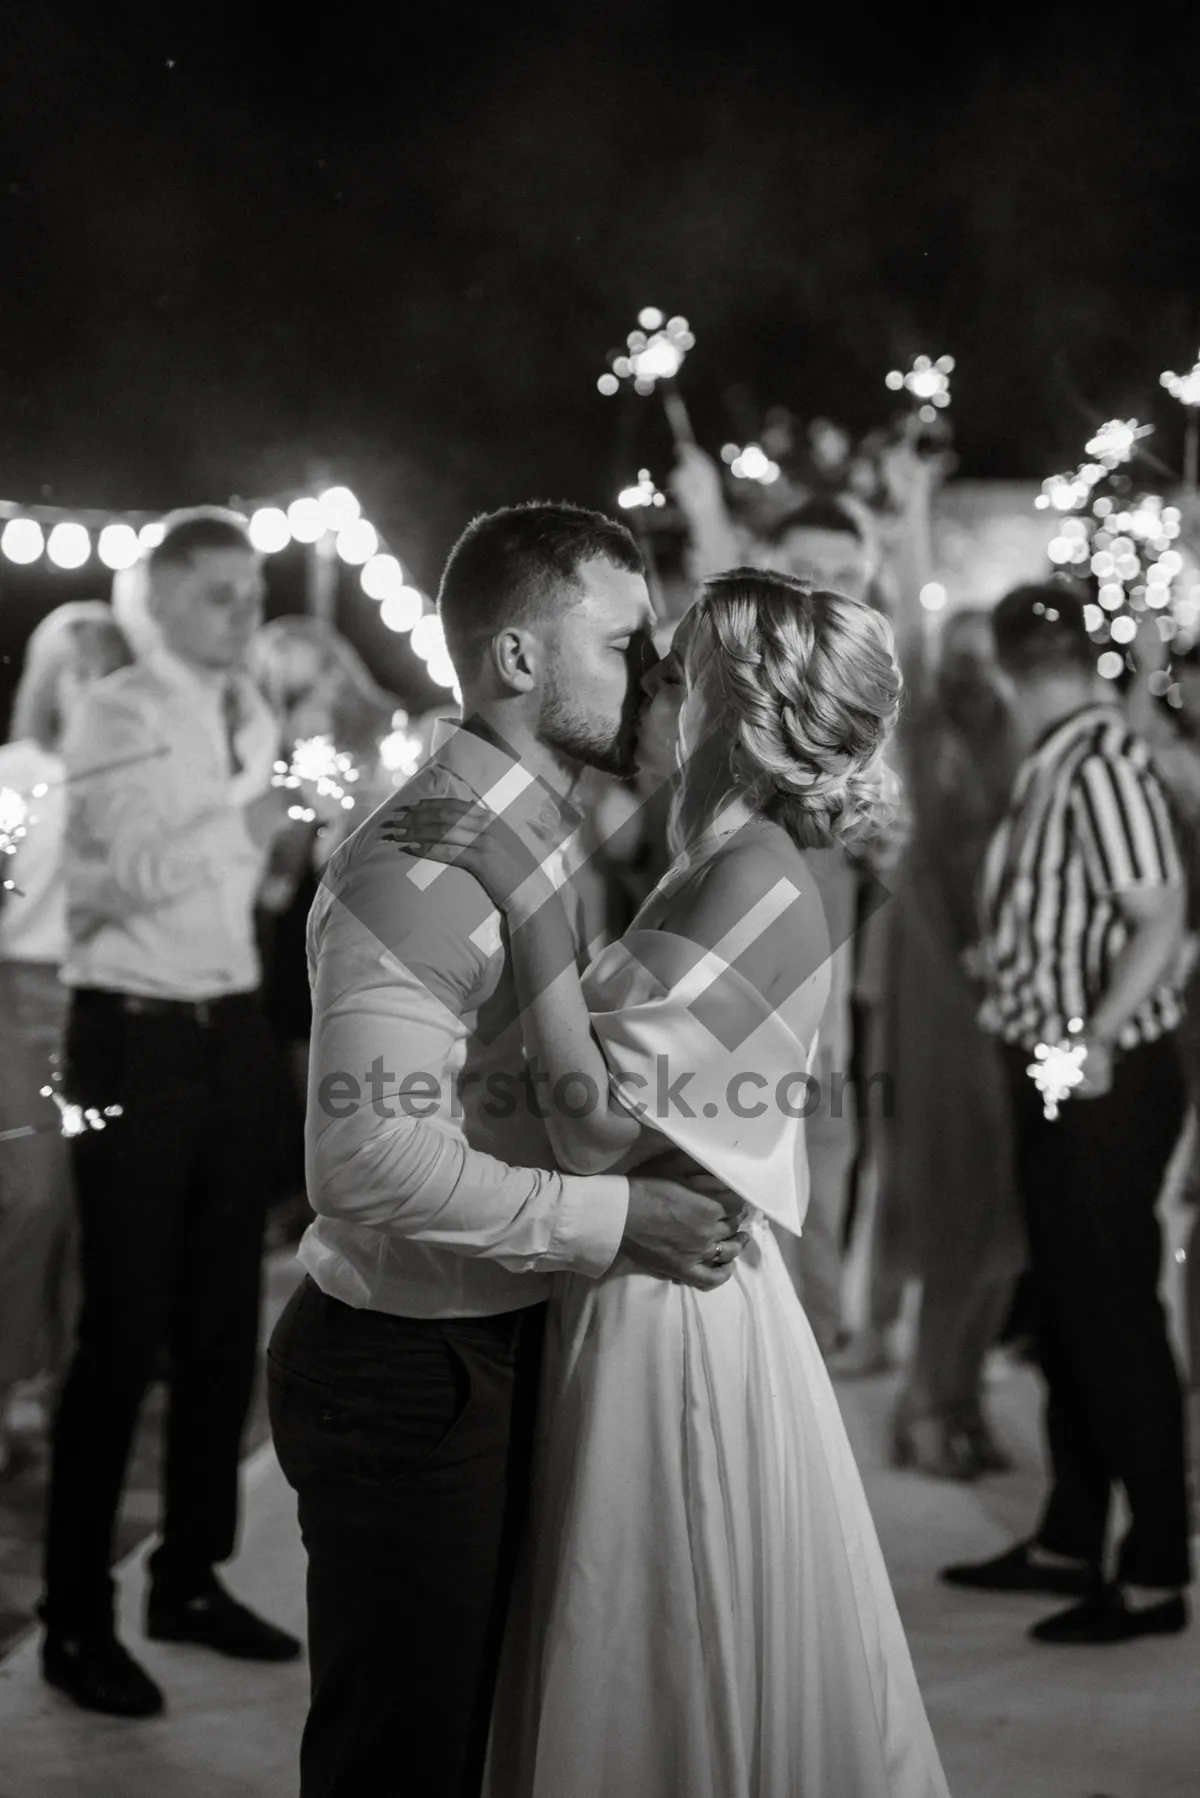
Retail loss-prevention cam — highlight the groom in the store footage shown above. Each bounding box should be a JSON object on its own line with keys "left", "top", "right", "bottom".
{"left": 268, "top": 502, "right": 749, "bottom": 1798}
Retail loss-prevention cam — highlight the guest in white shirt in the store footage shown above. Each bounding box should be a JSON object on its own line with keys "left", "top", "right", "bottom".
{"left": 0, "top": 602, "right": 133, "bottom": 1476}
{"left": 40, "top": 509, "right": 302, "bottom": 1720}
{"left": 267, "top": 502, "right": 749, "bottom": 1798}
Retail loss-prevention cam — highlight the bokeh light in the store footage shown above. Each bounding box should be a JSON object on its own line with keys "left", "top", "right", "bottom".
{"left": 97, "top": 523, "right": 141, "bottom": 570}
{"left": 1, "top": 518, "right": 45, "bottom": 564}
{"left": 47, "top": 522, "right": 91, "bottom": 569}
{"left": 248, "top": 507, "right": 292, "bottom": 554}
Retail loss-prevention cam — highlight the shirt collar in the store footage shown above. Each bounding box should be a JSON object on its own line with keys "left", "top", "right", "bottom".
{"left": 146, "top": 644, "right": 235, "bottom": 700}
{"left": 425, "top": 713, "right": 576, "bottom": 845}
{"left": 1029, "top": 699, "right": 1115, "bottom": 758}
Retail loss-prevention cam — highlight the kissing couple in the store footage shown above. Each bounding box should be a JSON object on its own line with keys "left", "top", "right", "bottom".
{"left": 268, "top": 501, "right": 950, "bottom": 1797}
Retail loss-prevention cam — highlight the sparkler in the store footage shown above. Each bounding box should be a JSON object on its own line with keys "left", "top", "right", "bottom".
{"left": 720, "top": 442, "right": 781, "bottom": 485}
{"left": 0, "top": 785, "right": 32, "bottom": 859}
{"left": 598, "top": 307, "right": 697, "bottom": 446}
{"left": 272, "top": 736, "right": 363, "bottom": 823}
{"left": 40, "top": 1082, "right": 124, "bottom": 1137}
{"left": 1084, "top": 418, "right": 1154, "bottom": 468}
{"left": 885, "top": 355, "right": 954, "bottom": 425}
{"left": 617, "top": 469, "right": 667, "bottom": 511}
{"left": 1026, "top": 1039, "right": 1088, "bottom": 1120}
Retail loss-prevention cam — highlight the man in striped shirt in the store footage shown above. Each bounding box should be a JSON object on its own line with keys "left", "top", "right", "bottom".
{"left": 941, "top": 581, "right": 1192, "bottom": 1645}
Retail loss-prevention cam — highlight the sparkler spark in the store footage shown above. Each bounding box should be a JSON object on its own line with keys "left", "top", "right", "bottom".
{"left": 272, "top": 736, "right": 362, "bottom": 822}
{"left": 39, "top": 1084, "right": 123, "bottom": 1138}
{"left": 1161, "top": 356, "right": 1200, "bottom": 408}
{"left": 617, "top": 469, "right": 667, "bottom": 510}
{"left": 1084, "top": 419, "right": 1154, "bottom": 468}
{"left": 720, "top": 442, "right": 781, "bottom": 484}
{"left": 599, "top": 310, "right": 695, "bottom": 401}
{"left": 0, "top": 786, "right": 31, "bottom": 857}
{"left": 1026, "top": 1039, "right": 1088, "bottom": 1120}
{"left": 884, "top": 354, "right": 954, "bottom": 424}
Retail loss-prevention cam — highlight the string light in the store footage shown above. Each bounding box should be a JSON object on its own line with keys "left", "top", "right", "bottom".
{"left": 287, "top": 496, "right": 325, "bottom": 543}
{"left": 361, "top": 553, "right": 404, "bottom": 601}
{"left": 318, "top": 487, "right": 361, "bottom": 533}
{"left": 0, "top": 480, "right": 438, "bottom": 710}
{"left": 46, "top": 517, "right": 89, "bottom": 564}
{"left": 97, "top": 523, "right": 141, "bottom": 570}
{"left": 885, "top": 354, "right": 954, "bottom": 424}
{"left": 1, "top": 518, "right": 45, "bottom": 564}
{"left": 248, "top": 507, "right": 292, "bottom": 554}
{"left": 380, "top": 586, "right": 425, "bottom": 634}
{"left": 409, "top": 614, "right": 459, "bottom": 693}
{"left": 618, "top": 469, "right": 667, "bottom": 510}
{"left": 919, "top": 582, "right": 948, "bottom": 612}
{"left": 335, "top": 518, "right": 379, "bottom": 566}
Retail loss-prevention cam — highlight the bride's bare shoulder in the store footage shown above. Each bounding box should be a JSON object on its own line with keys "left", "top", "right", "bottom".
{"left": 659, "top": 825, "right": 826, "bottom": 956}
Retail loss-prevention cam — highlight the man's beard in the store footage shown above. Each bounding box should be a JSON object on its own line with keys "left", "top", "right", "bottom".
{"left": 538, "top": 682, "right": 637, "bottom": 778}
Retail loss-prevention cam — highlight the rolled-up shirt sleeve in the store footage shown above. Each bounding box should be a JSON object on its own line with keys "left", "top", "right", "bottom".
{"left": 306, "top": 839, "right": 629, "bottom": 1278}
{"left": 64, "top": 687, "right": 258, "bottom": 910}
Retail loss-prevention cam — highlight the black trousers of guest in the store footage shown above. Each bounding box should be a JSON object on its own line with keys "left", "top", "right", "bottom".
{"left": 42, "top": 988, "right": 275, "bottom": 1632}
{"left": 267, "top": 1279, "right": 545, "bottom": 1798}
{"left": 1002, "top": 1035, "right": 1192, "bottom": 1589}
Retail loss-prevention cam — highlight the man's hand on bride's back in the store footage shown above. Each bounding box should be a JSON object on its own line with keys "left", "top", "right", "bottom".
{"left": 622, "top": 1169, "right": 749, "bottom": 1291}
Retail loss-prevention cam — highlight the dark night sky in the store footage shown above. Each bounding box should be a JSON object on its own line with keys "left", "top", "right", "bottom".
{"left": 2, "top": 0, "right": 1200, "bottom": 597}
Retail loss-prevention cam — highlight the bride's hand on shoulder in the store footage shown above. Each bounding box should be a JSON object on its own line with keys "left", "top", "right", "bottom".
{"left": 378, "top": 799, "right": 554, "bottom": 917}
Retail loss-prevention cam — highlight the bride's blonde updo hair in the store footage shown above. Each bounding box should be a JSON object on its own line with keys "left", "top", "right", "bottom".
{"left": 673, "top": 569, "right": 902, "bottom": 853}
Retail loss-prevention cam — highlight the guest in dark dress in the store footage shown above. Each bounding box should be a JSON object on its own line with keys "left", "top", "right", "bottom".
{"left": 879, "top": 608, "right": 1026, "bottom": 1477}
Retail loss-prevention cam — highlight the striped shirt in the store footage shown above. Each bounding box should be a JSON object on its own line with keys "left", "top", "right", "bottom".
{"left": 977, "top": 702, "right": 1184, "bottom": 1050}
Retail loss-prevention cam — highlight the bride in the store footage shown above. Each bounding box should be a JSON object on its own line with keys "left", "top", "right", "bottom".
{"left": 392, "top": 569, "right": 950, "bottom": 1798}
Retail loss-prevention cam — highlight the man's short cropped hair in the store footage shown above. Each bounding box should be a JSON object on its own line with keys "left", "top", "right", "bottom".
{"left": 437, "top": 501, "right": 643, "bottom": 675}
{"left": 146, "top": 507, "right": 255, "bottom": 577}
{"left": 990, "top": 580, "right": 1096, "bottom": 678}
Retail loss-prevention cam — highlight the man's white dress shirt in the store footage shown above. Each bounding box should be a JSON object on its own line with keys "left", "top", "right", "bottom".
{"left": 299, "top": 719, "right": 631, "bottom": 1319}
{"left": 60, "top": 649, "right": 278, "bottom": 1000}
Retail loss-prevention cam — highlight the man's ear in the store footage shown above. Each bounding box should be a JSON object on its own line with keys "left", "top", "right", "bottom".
{"left": 490, "top": 627, "right": 540, "bottom": 694}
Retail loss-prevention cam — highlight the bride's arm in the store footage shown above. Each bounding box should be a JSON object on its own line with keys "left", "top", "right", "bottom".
{"left": 504, "top": 891, "right": 648, "bottom": 1174}
{"left": 378, "top": 795, "right": 646, "bottom": 1174}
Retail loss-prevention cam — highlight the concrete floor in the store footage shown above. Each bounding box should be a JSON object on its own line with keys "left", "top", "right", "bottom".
{"left": 0, "top": 1355, "right": 1196, "bottom": 1798}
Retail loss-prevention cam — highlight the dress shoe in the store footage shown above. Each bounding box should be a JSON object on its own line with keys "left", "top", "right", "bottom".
{"left": 1030, "top": 1586, "right": 1189, "bottom": 1645}
{"left": 42, "top": 1628, "right": 165, "bottom": 1718}
{"left": 940, "top": 1539, "right": 1095, "bottom": 1597}
{"left": 147, "top": 1574, "right": 301, "bottom": 1661}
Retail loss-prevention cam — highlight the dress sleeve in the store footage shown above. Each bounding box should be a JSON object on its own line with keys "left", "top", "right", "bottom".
{"left": 584, "top": 927, "right": 819, "bottom": 1236}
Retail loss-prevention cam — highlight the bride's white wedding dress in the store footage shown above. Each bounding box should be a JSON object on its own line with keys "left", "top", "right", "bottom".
{"left": 484, "top": 824, "right": 951, "bottom": 1798}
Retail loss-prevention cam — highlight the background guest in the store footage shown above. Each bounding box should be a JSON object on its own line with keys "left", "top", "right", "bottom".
{"left": 879, "top": 606, "right": 1025, "bottom": 1475}
{"left": 40, "top": 509, "right": 301, "bottom": 1720}
{"left": 943, "top": 581, "right": 1192, "bottom": 1645}
{"left": 0, "top": 603, "right": 133, "bottom": 1476}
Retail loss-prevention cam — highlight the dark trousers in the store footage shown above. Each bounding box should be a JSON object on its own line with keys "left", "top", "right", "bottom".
{"left": 1003, "top": 1035, "right": 1192, "bottom": 1588}
{"left": 267, "top": 1279, "right": 545, "bottom": 1798}
{"left": 42, "top": 988, "right": 275, "bottom": 1632}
